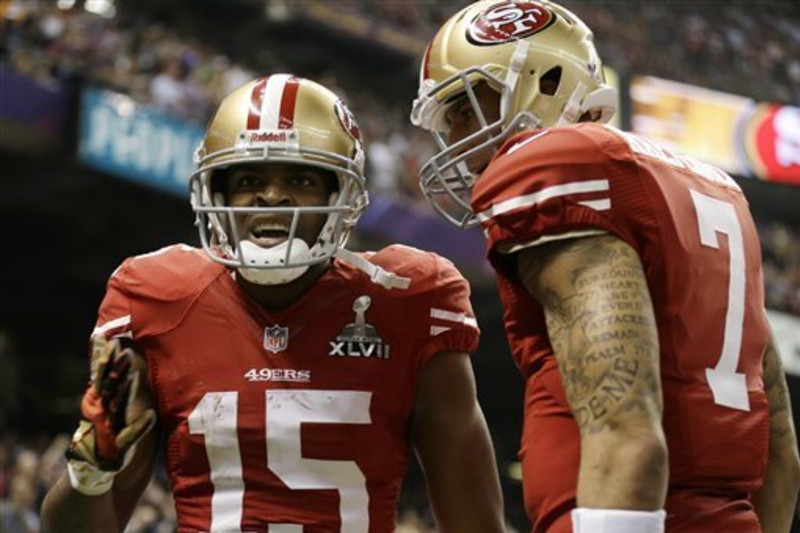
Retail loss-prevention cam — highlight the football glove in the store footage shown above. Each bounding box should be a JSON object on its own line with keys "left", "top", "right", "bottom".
{"left": 65, "top": 336, "right": 156, "bottom": 495}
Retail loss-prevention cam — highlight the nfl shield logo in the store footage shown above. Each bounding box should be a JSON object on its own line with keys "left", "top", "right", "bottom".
{"left": 263, "top": 325, "right": 289, "bottom": 353}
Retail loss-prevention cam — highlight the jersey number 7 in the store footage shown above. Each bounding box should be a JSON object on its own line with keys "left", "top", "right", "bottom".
{"left": 690, "top": 189, "right": 749, "bottom": 412}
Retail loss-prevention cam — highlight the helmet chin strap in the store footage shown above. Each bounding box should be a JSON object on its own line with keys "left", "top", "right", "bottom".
{"left": 237, "top": 239, "right": 311, "bottom": 285}
{"left": 556, "top": 82, "right": 588, "bottom": 126}
{"left": 234, "top": 191, "right": 342, "bottom": 286}
{"left": 333, "top": 248, "right": 411, "bottom": 290}
{"left": 504, "top": 39, "right": 530, "bottom": 95}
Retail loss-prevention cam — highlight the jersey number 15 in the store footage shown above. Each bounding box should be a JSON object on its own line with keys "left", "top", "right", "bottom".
{"left": 189, "top": 389, "right": 372, "bottom": 532}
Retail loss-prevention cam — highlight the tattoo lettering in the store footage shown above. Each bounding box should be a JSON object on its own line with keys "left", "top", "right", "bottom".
{"left": 603, "top": 358, "right": 639, "bottom": 400}
{"left": 521, "top": 235, "right": 662, "bottom": 435}
{"left": 573, "top": 355, "right": 641, "bottom": 427}
{"left": 585, "top": 345, "right": 625, "bottom": 364}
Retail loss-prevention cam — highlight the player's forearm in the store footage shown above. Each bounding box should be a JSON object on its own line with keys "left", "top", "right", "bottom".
{"left": 752, "top": 452, "right": 800, "bottom": 533}
{"left": 41, "top": 474, "right": 123, "bottom": 533}
{"left": 752, "top": 415, "right": 800, "bottom": 533}
{"left": 411, "top": 351, "right": 505, "bottom": 532}
{"left": 519, "top": 236, "right": 668, "bottom": 510}
{"left": 421, "top": 414, "right": 505, "bottom": 532}
{"left": 577, "top": 426, "right": 668, "bottom": 510}
{"left": 754, "top": 334, "right": 800, "bottom": 532}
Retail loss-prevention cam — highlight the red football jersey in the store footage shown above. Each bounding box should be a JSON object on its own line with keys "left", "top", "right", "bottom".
{"left": 473, "top": 123, "right": 770, "bottom": 532}
{"left": 93, "top": 244, "right": 479, "bottom": 533}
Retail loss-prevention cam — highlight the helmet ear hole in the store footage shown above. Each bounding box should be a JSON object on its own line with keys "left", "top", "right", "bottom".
{"left": 323, "top": 170, "right": 339, "bottom": 197}
{"left": 578, "top": 109, "right": 602, "bottom": 123}
{"left": 210, "top": 169, "right": 230, "bottom": 199}
{"left": 539, "top": 66, "right": 562, "bottom": 96}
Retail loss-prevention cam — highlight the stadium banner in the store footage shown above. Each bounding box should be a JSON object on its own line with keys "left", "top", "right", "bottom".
{"left": 740, "top": 104, "right": 800, "bottom": 186}
{"left": 766, "top": 309, "right": 800, "bottom": 377}
{"left": 0, "top": 66, "right": 70, "bottom": 153}
{"left": 629, "top": 76, "right": 800, "bottom": 186}
{"left": 78, "top": 87, "right": 204, "bottom": 197}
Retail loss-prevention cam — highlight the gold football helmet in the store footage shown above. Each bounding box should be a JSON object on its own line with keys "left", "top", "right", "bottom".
{"left": 190, "top": 74, "right": 367, "bottom": 284}
{"left": 410, "top": 0, "right": 617, "bottom": 227}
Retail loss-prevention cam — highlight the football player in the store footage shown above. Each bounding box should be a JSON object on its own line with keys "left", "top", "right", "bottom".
{"left": 41, "top": 75, "right": 506, "bottom": 532}
{"left": 409, "top": 1, "right": 800, "bottom": 532}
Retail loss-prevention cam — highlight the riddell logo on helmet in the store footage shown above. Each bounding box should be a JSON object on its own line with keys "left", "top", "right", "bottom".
{"left": 467, "top": 2, "right": 555, "bottom": 45}
{"left": 240, "top": 129, "right": 299, "bottom": 148}
{"left": 249, "top": 131, "right": 288, "bottom": 143}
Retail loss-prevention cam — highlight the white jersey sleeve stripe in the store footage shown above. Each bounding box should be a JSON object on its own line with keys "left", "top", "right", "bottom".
{"left": 506, "top": 130, "right": 550, "bottom": 155}
{"left": 430, "top": 326, "right": 452, "bottom": 336}
{"left": 476, "top": 179, "right": 610, "bottom": 222}
{"left": 430, "top": 308, "right": 478, "bottom": 328}
{"left": 577, "top": 198, "right": 611, "bottom": 211}
{"left": 91, "top": 315, "right": 132, "bottom": 338}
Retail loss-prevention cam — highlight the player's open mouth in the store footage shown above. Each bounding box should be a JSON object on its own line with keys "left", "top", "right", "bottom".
{"left": 248, "top": 222, "right": 290, "bottom": 248}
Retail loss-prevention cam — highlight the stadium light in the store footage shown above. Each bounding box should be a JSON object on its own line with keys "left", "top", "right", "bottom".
{"left": 264, "top": 0, "right": 291, "bottom": 22}
{"left": 84, "top": 0, "right": 116, "bottom": 19}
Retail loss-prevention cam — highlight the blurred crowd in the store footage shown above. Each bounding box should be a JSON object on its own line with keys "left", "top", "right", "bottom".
{"left": 552, "top": 1, "right": 800, "bottom": 105}
{"left": 0, "top": 434, "right": 62, "bottom": 533}
{"left": 3, "top": 1, "right": 800, "bottom": 199}
{"left": 9, "top": 1, "right": 800, "bottom": 317}
{"left": 761, "top": 220, "right": 800, "bottom": 316}
{"left": 0, "top": 1, "right": 434, "bottom": 201}
{"left": 1, "top": 2, "right": 252, "bottom": 122}
{"left": 0, "top": 432, "right": 177, "bottom": 533}
{"left": 317, "top": 0, "right": 800, "bottom": 104}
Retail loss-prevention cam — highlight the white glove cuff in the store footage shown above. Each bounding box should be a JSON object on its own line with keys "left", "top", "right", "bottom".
{"left": 572, "top": 508, "right": 666, "bottom": 533}
{"left": 66, "top": 460, "right": 115, "bottom": 496}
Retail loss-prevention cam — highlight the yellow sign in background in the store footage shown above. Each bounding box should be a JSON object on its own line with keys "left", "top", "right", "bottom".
{"left": 629, "top": 75, "right": 753, "bottom": 176}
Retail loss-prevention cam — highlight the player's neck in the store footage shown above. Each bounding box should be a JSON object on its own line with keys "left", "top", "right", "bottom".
{"left": 234, "top": 262, "right": 330, "bottom": 312}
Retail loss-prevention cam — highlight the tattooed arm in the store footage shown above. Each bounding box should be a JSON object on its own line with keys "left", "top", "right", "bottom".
{"left": 752, "top": 330, "right": 800, "bottom": 533}
{"left": 517, "top": 234, "right": 668, "bottom": 510}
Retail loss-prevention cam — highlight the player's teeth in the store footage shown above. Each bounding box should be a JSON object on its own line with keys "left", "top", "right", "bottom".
{"left": 253, "top": 224, "right": 288, "bottom": 233}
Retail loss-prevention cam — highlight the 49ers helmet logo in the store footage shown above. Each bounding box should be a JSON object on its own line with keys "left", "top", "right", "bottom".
{"left": 467, "top": 1, "right": 555, "bottom": 45}
{"left": 334, "top": 99, "right": 362, "bottom": 143}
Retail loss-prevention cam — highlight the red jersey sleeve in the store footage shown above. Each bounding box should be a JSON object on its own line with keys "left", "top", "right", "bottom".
{"left": 369, "top": 245, "right": 480, "bottom": 365}
{"left": 421, "top": 253, "right": 480, "bottom": 361}
{"left": 93, "top": 263, "right": 135, "bottom": 339}
{"left": 92, "top": 245, "right": 225, "bottom": 341}
{"left": 472, "top": 124, "right": 653, "bottom": 275}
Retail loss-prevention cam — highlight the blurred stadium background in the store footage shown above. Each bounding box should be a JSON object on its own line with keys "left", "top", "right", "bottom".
{"left": 1, "top": 0, "right": 799, "bottom": 531}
